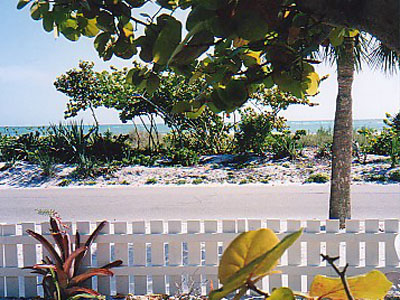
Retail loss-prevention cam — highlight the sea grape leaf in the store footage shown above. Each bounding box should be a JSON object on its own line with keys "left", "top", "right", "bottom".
{"left": 152, "top": 15, "right": 182, "bottom": 65}
{"left": 209, "top": 228, "right": 303, "bottom": 300}
{"left": 309, "top": 270, "right": 392, "bottom": 300}
{"left": 267, "top": 287, "right": 295, "bottom": 300}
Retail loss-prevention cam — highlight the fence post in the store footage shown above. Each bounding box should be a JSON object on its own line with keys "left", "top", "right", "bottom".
{"left": 150, "top": 220, "right": 165, "bottom": 294}
{"left": 22, "top": 223, "right": 37, "bottom": 298}
{"left": 346, "top": 220, "right": 360, "bottom": 267}
{"left": 365, "top": 219, "right": 380, "bottom": 267}
{"left": 168, "top": 220, "right": 182, "bottom": 295}
{"left": 0, "top": 225, "right": 5, "bottom": 297}
{"left": 132, "top": 221, "right": 147, "bottom": 295}
{"left": 287, "top": 220, "right": 302, "bottom": 291}
{"left": 204, "top": 220, "right": 218, "bottom": 293}
{"left": 3, "top": 224, "right": 18, "bottom": 298}
{"left": 114, "top": 222, "right": 129, "bottom": 295}
{"left": 187, "top": 220, "right": 201, "bottom": 292}
{"left": 266, "top": 220, "right": 282, "bottom": 292}
{"left": 76, "top": 221, "right": 93, "bottom": 289}
{"left": 96, "top": 221, "right": 111, "bottom": 295}
{"left": 385, "top": 219, "right": 399, "bottom": 267}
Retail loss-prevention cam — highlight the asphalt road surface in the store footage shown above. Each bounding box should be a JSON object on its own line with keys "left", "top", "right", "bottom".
{"left": 0, "top": 184, "right": 398, "bottom": 223}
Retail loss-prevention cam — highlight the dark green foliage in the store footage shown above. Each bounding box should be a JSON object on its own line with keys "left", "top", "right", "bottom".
{"left": 267, "top": 131, "right": 305, "bottom": 160}
{"left": 234, "top": 108, "right": 275, "bottom": 155}
{"left": 305, "top": 173, "right": 330, "bottom": 183}
{"left": 165, "top": 107, "right": 233, "bottom": 155}
{"left": 166, "top": 148, "right": 200, "bottom": 166}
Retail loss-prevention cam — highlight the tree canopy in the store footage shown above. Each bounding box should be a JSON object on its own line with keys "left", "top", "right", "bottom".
{"left": 18, "top": 0, "right": 398, "bottom": 113}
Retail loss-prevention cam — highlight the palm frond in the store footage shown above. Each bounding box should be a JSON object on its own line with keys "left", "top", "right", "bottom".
{"left": 369, "top": 39, "right": 400, "bottom": 74}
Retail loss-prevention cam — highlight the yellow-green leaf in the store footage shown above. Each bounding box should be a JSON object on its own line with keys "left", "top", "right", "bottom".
{"left": 209, "top": 228, "right": 303, "bottom": 300}
{"left": 267, "top": 287, "right": 295, "bottom": 300}
{"left": 310, "top": 270, "right": 392, "bottom": 300}
{"left": 328, "top": 27, "right": 345, "bottom": 47}
{"left": 152, "top": 15, "right": 182, "bottom": 65}
{"left": 84, "top": 19, "right": 99, "bottom": 37}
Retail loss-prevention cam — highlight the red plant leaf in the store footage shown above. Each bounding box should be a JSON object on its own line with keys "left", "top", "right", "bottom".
{"left": 70, "top": 268, "right": 114, "bottom": 285}
{"left": 75, "top": 231, "right": 81, "bottom": 250}
{"left": 26, "top": 229, "right": 63, "bottom": 270}
{"left": 101, "top": 260, "right": 123, "bottom": 269}
{"left": 63, "top": 234, "right": 71, "bottom": 261}
{"left": 50, "top": 217, "right": 67, "bottom": 260}
{"left": 32, "top": 264, "right": 56, "bottom": 269}
{"left": 65, "top": 286, "right": 101, "bottom": 297}
{"left": 74, "top": 221, "right": 107, "bottom": 277}
{"left": 64, "top": 246, "right": 88, "bottom": 277}
{"left": 85, "top": 221, "right": 106, "bottom": 248}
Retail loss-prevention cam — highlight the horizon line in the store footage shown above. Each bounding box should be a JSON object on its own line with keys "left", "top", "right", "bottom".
{"left": 0, "top": 118, "right": 384, "bottom": 127}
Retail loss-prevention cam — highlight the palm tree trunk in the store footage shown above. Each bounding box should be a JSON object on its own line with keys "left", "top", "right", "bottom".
{"left": 329, "top": 37, "right": 355, "bottom": 225}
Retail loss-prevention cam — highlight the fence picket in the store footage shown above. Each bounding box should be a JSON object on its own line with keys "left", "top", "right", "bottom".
{"left": 168, "top": 220, "right": 182, "bottom": 295}
{"left": 76, "top": 221, "right": 93, "bottom": 290}
{"left": 385, "top": 219, "right": 399, "bottom": 267}
{"left": 22, "top": 223, "right": 37, "bottom": 298}
{"left": 0, "top": 225, "right": 4, "bottom": 297}
{"left": 96, "top": 221, "right": 111, "bottom": 295}
{"left": 4, "top": 225, "right": 18, "bottom": 298}
{"left": 132, "top": 221, "right": 147, "bottom": 295}
{"left": 346, "top": 220, "right": 360, "bottom": 266}
{"left": 365, "top": 219, "right": 380, "bottom": 266}
{"left": 151, "top": 220, "right": 165, "bottom": 294}
{"left": 187, "top": 221, "right": 201, "bottom": 292}
{"left": 114, "top": 222, "right": 129, "bottom": 295}
{"left": 204, "top": 220, "right": 218, "bottom": 293}
{"left": 287, "top": 220, "right": 301, "bottom": 291}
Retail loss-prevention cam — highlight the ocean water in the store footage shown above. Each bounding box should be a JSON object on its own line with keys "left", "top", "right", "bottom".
{"left": 0, "top": 119, "right": 385, "bottom": 136}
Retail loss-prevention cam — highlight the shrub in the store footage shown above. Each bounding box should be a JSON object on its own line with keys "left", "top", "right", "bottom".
{"left": 316, "top": 141, "right": 332, "bottom": 159}
{"left": 58, "top": 178, "right": 72, "bottom": 187}
{"left": 305, "top": 173, "right": 330, "bottom": 183}
{"left": 166, "top": 148, "right": 199, "bottom": 166}
{"left": 145, "top": 177, "right": 158, "bottom": 184}
{"left": 267, "top": 131, "right": 304, "bottom": 160}
{"left": 234, "top": 108, "right": 276, "bottom": 155}
{"left": 388, "top": 169, "right": 400, "bottom": 182}
{"left": 192, "top": 178, "right": 203, "bottom": 185}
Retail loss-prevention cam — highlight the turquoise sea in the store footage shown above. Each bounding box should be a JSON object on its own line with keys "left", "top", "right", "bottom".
{"left": 0, "top": 119, "right": 386, "bottom": 136}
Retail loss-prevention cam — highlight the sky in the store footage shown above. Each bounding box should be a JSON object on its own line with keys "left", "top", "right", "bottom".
{"left": 0, "top": 1, "right": 399, "bottom": 126}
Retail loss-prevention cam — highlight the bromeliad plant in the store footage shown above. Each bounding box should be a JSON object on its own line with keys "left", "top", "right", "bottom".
{"left": 25, "top": 217, "right": 122, "bottom": 300}
{"left": 210, "top": 228, "right": 393, "bottom": 300}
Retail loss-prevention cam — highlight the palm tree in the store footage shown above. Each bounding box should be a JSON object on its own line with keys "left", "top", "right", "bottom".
{"left": 317, "top": 34, "right": 399, "bottom": 225}
{"left": 329, "top": 36, "right": 355, "bottom": 223}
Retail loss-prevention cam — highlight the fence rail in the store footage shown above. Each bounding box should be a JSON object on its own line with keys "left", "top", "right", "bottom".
{"left": 0, "top": 219, "right": 399, "bottom": 297}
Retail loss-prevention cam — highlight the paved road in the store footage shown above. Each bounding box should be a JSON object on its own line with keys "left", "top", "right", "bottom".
{"left": 0, "top": 184, "right": 398, "bottom": 222}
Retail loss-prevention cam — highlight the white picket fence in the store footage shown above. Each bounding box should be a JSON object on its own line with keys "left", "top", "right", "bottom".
{"left": 0, "top": 219, "right": 399, "bottom": 298}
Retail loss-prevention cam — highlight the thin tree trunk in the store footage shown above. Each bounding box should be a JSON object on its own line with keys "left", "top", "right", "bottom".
{"left": 329, "top": 37, "right": 355, "bottom": 225}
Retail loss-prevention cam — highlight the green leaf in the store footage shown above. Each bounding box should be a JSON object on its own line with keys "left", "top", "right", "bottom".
{"left": 62, "top": 27, "right": 81, "bottom": 41}
{"left": 17, "top": 0, "right": 31, "bottom": 10}
{"left": 186, "top": 104, "right": 206, "bottom": 118}
{"left": 94, "top": 32, "right": 111, "bottom": 55}
{"left": 146, "top": 73, "right": 160, "bottom": 95}
{"left": 152, "top": 15, "right": 182, "bottom": 65}
{"left": 83, "top": 18, "right": 99, "bottom": 37}
{"left": 328, "top": 27, "right": 345, "bottom": 47}
{"left": 97, "top": 11, "right": 114, "bottom": 32}
{"left": 209, "top": 228, "right": 303, "bottom": 300}
{"left": 30, "top": 2, "right": 42, "bottom": 20}
{"left": 267, "top": 287, "right": 295, "bottom": 300}
{"left": 42, "top": 12, "right": 54, "bottom": 32}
